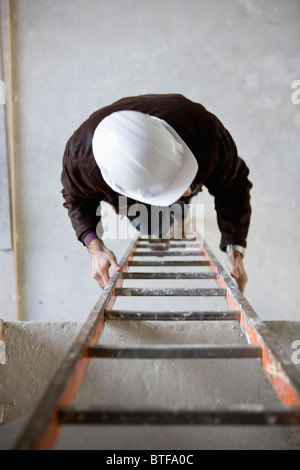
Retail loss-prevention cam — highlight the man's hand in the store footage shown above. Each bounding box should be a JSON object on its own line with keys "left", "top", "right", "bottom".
{"left": 226, "top": 250, "right": 248, "bottom": 293}
{"left": 87, "top": 238, "right": 121, "bottom": 289}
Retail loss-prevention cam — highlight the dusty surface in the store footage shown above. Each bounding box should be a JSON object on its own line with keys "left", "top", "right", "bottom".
{"left": 1, "top": 0, "right": 300, "bottom": 323}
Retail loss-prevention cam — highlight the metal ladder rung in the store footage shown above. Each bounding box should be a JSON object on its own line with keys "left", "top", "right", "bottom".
{"left": 115, "top": 287, "right": 226, "bottom": 296}
{"left": 58, "top": 405, "right": 300, "bottom": 426}
{"left": 87, "top": 344, "right": 262, "bottom": 359}
{"left": 132, "top": 250, "right": 204, "bottom": 257}
{"left": 105, "top": 310, "right": 240, "bottom": 321}
{"left": 122, "top": 272, "right": 217, "bottom": 279}
{"left": 128, "top": 260, "right": 211, "bottom": 266}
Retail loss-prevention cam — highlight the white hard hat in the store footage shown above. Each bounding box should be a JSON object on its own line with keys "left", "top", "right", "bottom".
{"left": 92, "top": 110, "right": 198, "bottom": 206}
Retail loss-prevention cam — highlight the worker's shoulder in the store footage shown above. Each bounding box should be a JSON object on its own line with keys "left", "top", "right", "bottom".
{"left": 155, "top": 94, "right": 221, "bottom": 128}
{"left": 64, "top": 93, "right": 220, "bottom": 156}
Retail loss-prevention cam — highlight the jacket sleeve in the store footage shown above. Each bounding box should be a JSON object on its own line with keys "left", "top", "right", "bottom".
{"left": 61, "top": 146, "right": 104, "bottom": 243}
{"left": 203, "top": 126, "right": 252, "bottom": 252}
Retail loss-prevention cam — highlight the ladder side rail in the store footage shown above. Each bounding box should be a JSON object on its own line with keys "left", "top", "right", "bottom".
{"left": 13, "top": 236, "right": 139, "bottom": 451}
{"left": 196, "top": 232, "right": 300, "bottom": 406}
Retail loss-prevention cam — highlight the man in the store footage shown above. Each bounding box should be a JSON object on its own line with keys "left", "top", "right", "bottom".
{"left": 61, "top": 94, "right": 252, "bottom": 292}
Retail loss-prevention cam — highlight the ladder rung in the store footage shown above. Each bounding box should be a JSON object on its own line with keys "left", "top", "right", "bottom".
{"left": 115, "top": 287, "right": 226, "bottom": 296}
{"left": 105, "top": 310, "right": 240, "bottom": 321}
{"left": 122, "top": 272, "right": 217, "bottom": 279}
{"left": 58, "top": 405, "right": 300, "bottom": 426}
{"left": 132, "top": 250, "right": 204, "bottom": 257}
{"left": 136, "top": 243, "right": 198, "bottom": 248}
{"left": 128, "top": 260, "right": 211, "bottom": 266}
{"left": 87, "top": 344, "right": 262, "bottom": 359}
{"left": 13, "top": 231, "right": 300, "bottom": 451}
{"left": 139, "top": 238, "right": 196, "bottom": 243}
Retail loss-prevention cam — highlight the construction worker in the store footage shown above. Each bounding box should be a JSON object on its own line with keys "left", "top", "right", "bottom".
{"left": 61, "top": 94, "right": 252, "bottom": 293}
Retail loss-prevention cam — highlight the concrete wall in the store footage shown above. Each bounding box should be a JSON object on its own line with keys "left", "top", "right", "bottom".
{"left": 0, "top": 0, "right": 299, "bottom": 322}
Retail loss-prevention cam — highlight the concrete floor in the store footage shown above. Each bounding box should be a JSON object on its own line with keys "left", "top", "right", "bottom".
{"left": 0, "top": 319, "right": 300, "bottom": 450}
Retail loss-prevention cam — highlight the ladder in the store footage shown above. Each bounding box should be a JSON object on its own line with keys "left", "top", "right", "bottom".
{"left": 14, "top": 233, "right": 300, "bottom": 450}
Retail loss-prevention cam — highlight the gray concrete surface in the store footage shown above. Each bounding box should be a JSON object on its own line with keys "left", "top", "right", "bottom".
{"left": 0, "top": 0, "right": 299, "bottom": 322}
{"left": 0, "top": 320, "right": 300, "bottom": 450}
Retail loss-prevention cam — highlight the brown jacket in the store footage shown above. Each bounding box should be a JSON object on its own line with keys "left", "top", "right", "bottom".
{"left": 61, "top": 94, "right": 252, "bottom": 251}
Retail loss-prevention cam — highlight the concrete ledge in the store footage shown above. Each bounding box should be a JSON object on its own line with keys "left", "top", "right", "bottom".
{"left": 0, "top": 320, "right": 299, "bottom": 450}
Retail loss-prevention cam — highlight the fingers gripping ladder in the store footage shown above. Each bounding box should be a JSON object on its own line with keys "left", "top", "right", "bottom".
{"left": 14, "top": 233, "right": 300, "bottom": 450}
